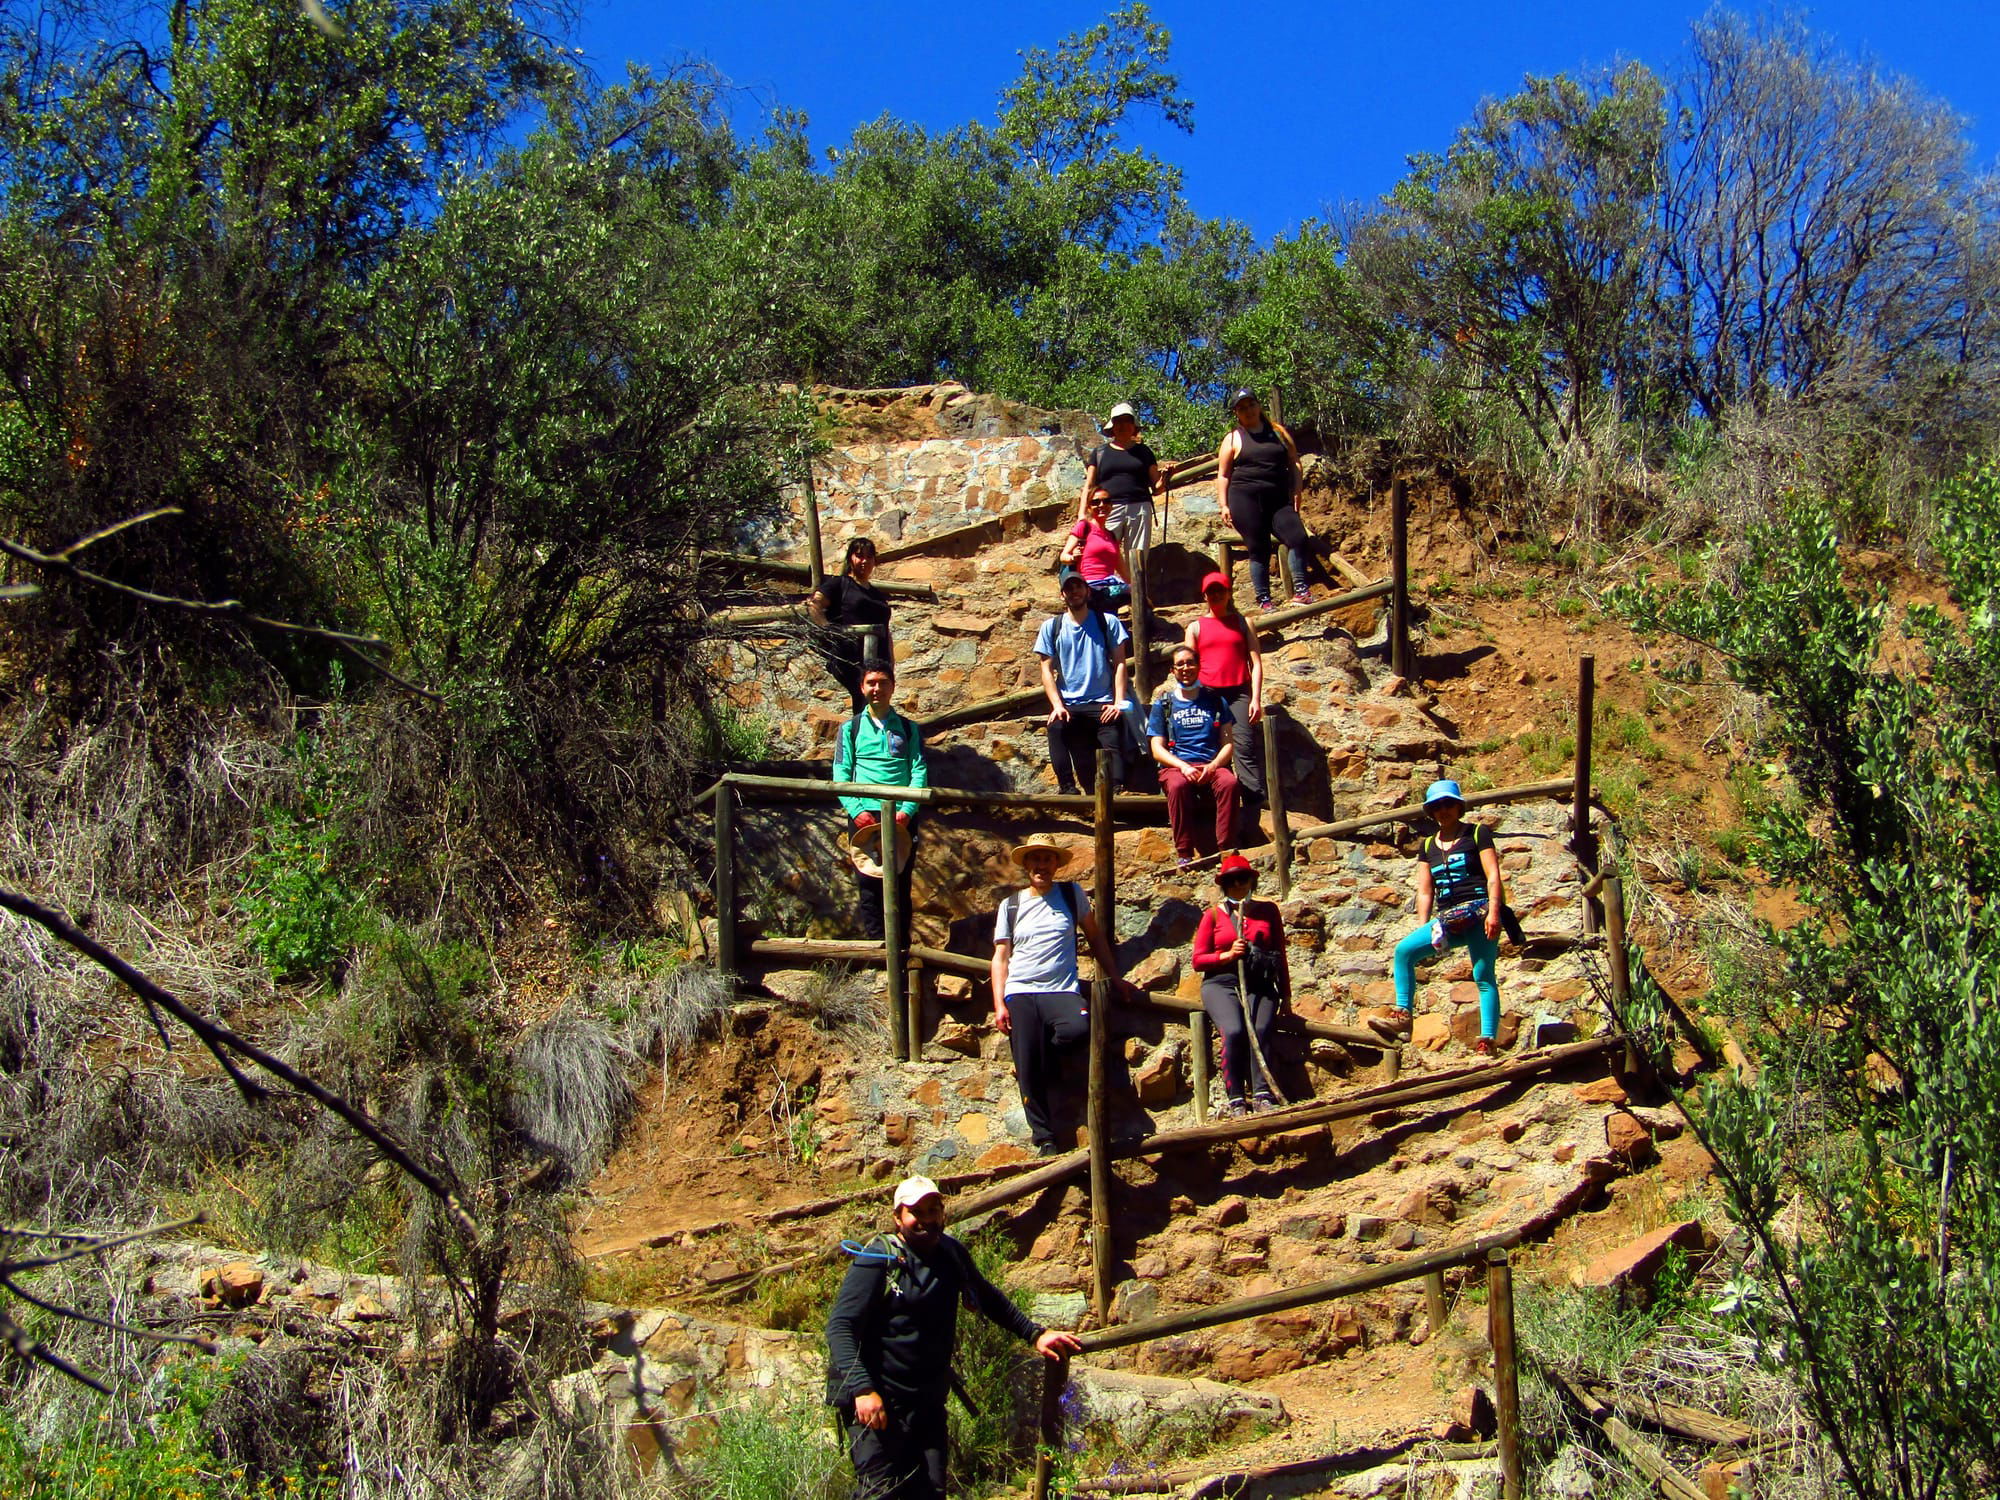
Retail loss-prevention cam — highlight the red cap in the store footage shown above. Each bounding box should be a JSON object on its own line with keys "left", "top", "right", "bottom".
{"left": 1200, "top": 571, "right": 1231, "bottom": 595}
{"left": 1215, "top": 853, "right": 1257, "bottom": 885}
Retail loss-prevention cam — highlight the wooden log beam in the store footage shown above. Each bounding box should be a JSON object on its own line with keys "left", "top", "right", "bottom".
{"left": 1132, "top": 991, "right": 1385, "bottom": 1049}
{"left": 1604, "top": 1418, "right": 1709, "bottom": 1500}
{"left": 1073, "top": 1441, "right": 1498, "bottom": 1496}
{"left": 715, "top": 771, "right": 1167, "bottom": 815}
{"left": 870, "top": 500, "right": 1070, "bottom": 563}
{"left": 919, "top": 645, "right": 1181, "bottom": 735}
{"left": 1162, "top": 453, "right": 1219, "bottom": 493}
{"left": 1290, "top": 777, "right": 1574, "bottom": 845}
{"left": 1075, "top": 1224, "right": 1542, "bottom": 1356}
{"left": 1254, "top": 577, "right": 1393, "bottom": 634}
{"left": 1586, "top": 1385, "right": 1762, "bottom": 1448}
{"left": 703, "top": 550, "right": 937, "bottom": 599}
{"left": 948, "top": 1035, "right": 1625, "bottom": 1221}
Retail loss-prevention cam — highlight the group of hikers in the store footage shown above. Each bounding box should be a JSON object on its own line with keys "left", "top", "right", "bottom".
{"left": 798, "top": 393, "right": 1525, "bottom": 1498}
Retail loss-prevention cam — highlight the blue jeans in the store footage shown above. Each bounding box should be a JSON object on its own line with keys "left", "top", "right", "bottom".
{"left": 1393, "top": 925, "right": 1500, "bottom": 1039}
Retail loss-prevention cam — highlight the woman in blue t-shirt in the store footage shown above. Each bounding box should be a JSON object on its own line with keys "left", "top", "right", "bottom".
{"left": 1371, "top": 780, "right": 1506, "bottom": 1053}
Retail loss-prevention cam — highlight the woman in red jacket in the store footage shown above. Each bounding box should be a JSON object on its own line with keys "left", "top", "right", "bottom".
{"left": 1192, "top": 853, "right": 1290, "bottom": 1116}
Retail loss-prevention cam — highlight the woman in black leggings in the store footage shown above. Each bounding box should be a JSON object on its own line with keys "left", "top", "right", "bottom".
{"left": 1215, "top": 389, "right": 1309, "bottom": 610}
{"left": 808, "top": 537, "right": 893, "bottom": 710}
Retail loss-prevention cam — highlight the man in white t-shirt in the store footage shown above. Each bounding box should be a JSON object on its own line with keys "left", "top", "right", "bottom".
{"left": 991, "top": 834, "right": 1135, "bottom": 1156}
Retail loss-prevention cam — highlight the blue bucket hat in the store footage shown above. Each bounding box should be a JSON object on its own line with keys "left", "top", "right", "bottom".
{"left": 1424, "top": 779, "right": 1466, "bottom": 808}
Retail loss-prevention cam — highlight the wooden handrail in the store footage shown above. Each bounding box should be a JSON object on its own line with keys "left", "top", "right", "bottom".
{"left": 1074, "top": 1225, "right": 1528, "bottom": 1354}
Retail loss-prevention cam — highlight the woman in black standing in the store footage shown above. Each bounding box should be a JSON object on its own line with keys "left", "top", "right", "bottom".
{"left": 1079, "top": 401, "right": 1165, "bottom": 562}
{"left": 1214, "top": 388, "right": 1309, "bottom": 611}
{"left": 809, "top": 537, "right": 893, "bottom": 710}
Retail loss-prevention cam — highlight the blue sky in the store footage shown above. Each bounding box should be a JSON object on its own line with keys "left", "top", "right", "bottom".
{"left": 574, "top": 2, "right": 2000, "bottom": 242}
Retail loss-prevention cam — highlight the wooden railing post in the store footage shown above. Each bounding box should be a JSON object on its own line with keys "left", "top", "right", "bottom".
{"left": 1425, "top": 1270, "right": 1448, "bottom": 1336}
{"left": 1130, "top": 560, "right": 1151, "bottom": 705}
{"left": 1604, "top": 875, "right": 1639, "bottom": 1072}
{"left": 1089, "top": 976, "right": 1113, "bottom": 1322}
{"left": 1262, "top": 710, "right": 1291, "bottom": 900}
{"left": 882, "top": 795, "right": 909, "bottom": 1062}
{"left": 1488, "top": 1247, "right": 1523, "bottom": 1500}
{"left": 1574, "top": 655, "right": 1600, "bottom": 935}
{"left": 1090, "top": 751, "right": 1116, "bottom": 1322}
{"left": 714, "top": 783, "right": 737, "bottom": 984}
{"left": 1031, "top": 1354, "right": 1072, "bottom": 1500}
{"left": 801, "top": 447, "right": 826, "bottom": 593}
{"left": 1189, "top": 1010, "right": 1211, "bottom": 1123}
{"left": 1390, "top": 480, "right": 1414, "bottom": 681}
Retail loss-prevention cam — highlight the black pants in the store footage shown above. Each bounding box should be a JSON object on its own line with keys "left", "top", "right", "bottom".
{"left": 1006, "top": 989, "right": 1091, "bottom": 1149}
{"left": 1201, "top": 976, "right": 1281, "bottom": 1104}
{"left": 1048, "top": 710, "right": 1125, "bottom": 793}
{"left": 1216, "top": 684, "right": 1264, "bottom": 804}
{"left": 846, "top": 1399, "right": 949, "bottom": 1500}
{"left": 856, "top": 828, "right": 917, "bottom": 943}
{"left": 1226, "top": 481, "right": 1309, "bottom": 603}
{"left": 825, "top": 632, "right": 892, "bottom": 712}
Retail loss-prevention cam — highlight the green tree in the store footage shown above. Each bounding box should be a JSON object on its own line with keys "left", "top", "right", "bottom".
{"left": 1610, "top": 478, "right": 2000, "bottom": 1499}
{"left": 1349, "top": 63, "right": 1664, "bottom": 455}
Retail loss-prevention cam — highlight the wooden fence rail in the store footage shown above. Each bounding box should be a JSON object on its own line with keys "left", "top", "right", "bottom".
{"left": 1033, "top": 1231, "right": 1531, "bottom": 1500}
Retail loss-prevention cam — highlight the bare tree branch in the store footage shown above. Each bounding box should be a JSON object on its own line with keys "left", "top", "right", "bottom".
{"left": 0, "top": 889, "right": 478, "bottom": 1242}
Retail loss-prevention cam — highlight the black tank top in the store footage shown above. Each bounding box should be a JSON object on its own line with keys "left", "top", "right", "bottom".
{"left": 1092, "top": 442, "right": 1157, "bottom": 505}
{"left": 1424, "top": 825, "right": 1494, "bottom": 908}
{"left": 1229, "top": 424, "right": 1291, "bottom": 493}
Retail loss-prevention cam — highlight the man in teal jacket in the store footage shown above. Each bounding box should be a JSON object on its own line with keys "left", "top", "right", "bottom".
{"left": 835, "top": 664, "right": 927, "bottom": 941}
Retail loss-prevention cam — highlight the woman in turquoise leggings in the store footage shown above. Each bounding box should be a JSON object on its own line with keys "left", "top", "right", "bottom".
{"left": 1371, "top": 780, "right": 1506, "bottom": 1054}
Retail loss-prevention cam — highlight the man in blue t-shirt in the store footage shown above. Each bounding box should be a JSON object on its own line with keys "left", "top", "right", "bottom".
{"left": 1147, "top": 645, "right": 1239, "bottom": 865}
{"left": 1034, "top": 567, "right": 1132, "bottom": 796}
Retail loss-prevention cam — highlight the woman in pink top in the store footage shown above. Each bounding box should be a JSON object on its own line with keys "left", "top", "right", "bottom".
{"left": 1183, "top": 570, "right": 1265, "bottom": 805}
{"left": 1058, "top": 495, "right": 1130, "bottom": 615}
{"left": 1192, "top": 854, "right": 1291, "bottom": 1114}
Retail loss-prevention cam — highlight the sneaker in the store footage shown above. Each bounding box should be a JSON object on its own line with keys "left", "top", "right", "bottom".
{"left": 1255, "top": 595, "right": 1277, "bottom": 612}
{"left": 1175, "top": 855, "right": 1199, "bottom": 872}
{"left": 1056, "top": 783, "right": 1081, "bottom": 798}
{"left": 1217, "top": 1099, "right": 1250, "bottom": 1120}
{"left": 1368, "top": 1011, "right": 1414, "bottom": 1043}
{"left": 1033, "top": 1141, "right": 1064, "bottom": 1158}
{"left": 1292, "top": 587, "right": 1311, "bottom": 606}
{"left": 1474, "top": 1038, "right": 1496, "bottom": 1057}
{"left": 1252, "top": 1095, "right": 1280, "bottom": 1113}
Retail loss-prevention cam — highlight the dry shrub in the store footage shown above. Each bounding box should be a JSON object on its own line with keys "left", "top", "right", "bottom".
{"left": 609, "top": 963, "right": 733, "bottom": 1078}
{"left": 509, "top": 1014, "right": 637, "bottom": 1184}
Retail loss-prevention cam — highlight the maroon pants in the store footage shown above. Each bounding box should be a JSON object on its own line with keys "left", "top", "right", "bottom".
{"left": 1160, "top": 763, "right": 1239, "bottom": 858}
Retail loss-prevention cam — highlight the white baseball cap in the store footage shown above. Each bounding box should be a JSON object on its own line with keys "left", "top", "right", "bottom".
{"left": 892, "top": 1176, "right": 943, "bottom": 1210}
{"left": 1104, "top": 401, "right": 1138, "bottom": 425}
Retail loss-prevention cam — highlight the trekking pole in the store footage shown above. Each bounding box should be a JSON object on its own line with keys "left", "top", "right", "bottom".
{"left": 1227, "top": 899, "right": 1290, "bottom": 1106}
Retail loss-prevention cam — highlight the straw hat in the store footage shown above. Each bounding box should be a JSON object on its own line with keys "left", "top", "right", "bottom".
{"left": 1008, "top": 833, "right": 1076, "bottom": 870}
{"left": 846, "top": 817, "right": 914, "bottom": 879}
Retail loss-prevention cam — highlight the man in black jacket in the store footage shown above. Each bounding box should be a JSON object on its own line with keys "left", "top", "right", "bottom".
{"left": 825, "top": 1176, "right": 1082, "bottom": 1498}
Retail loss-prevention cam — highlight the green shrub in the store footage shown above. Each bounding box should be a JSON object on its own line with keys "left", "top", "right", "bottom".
{"left": 0, "top": 1357, "right": 333, "bottom": 1500}
{"left": 237, "top": 734, "right": 368, "bottom": 981}
{"left": 666, "top": 1395, "right": 846, "bottom": 1500}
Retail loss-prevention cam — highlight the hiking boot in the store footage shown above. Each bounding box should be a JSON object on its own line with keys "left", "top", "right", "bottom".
{"left": 1368, "top": 1011, "right": 1413, "bottom": 1043}
{"left": 1056, "top": 783, "right": 1081, "bottom": 798}
{"left": 1033, "top": 1141, "right": 1064, "bottom": 1158}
